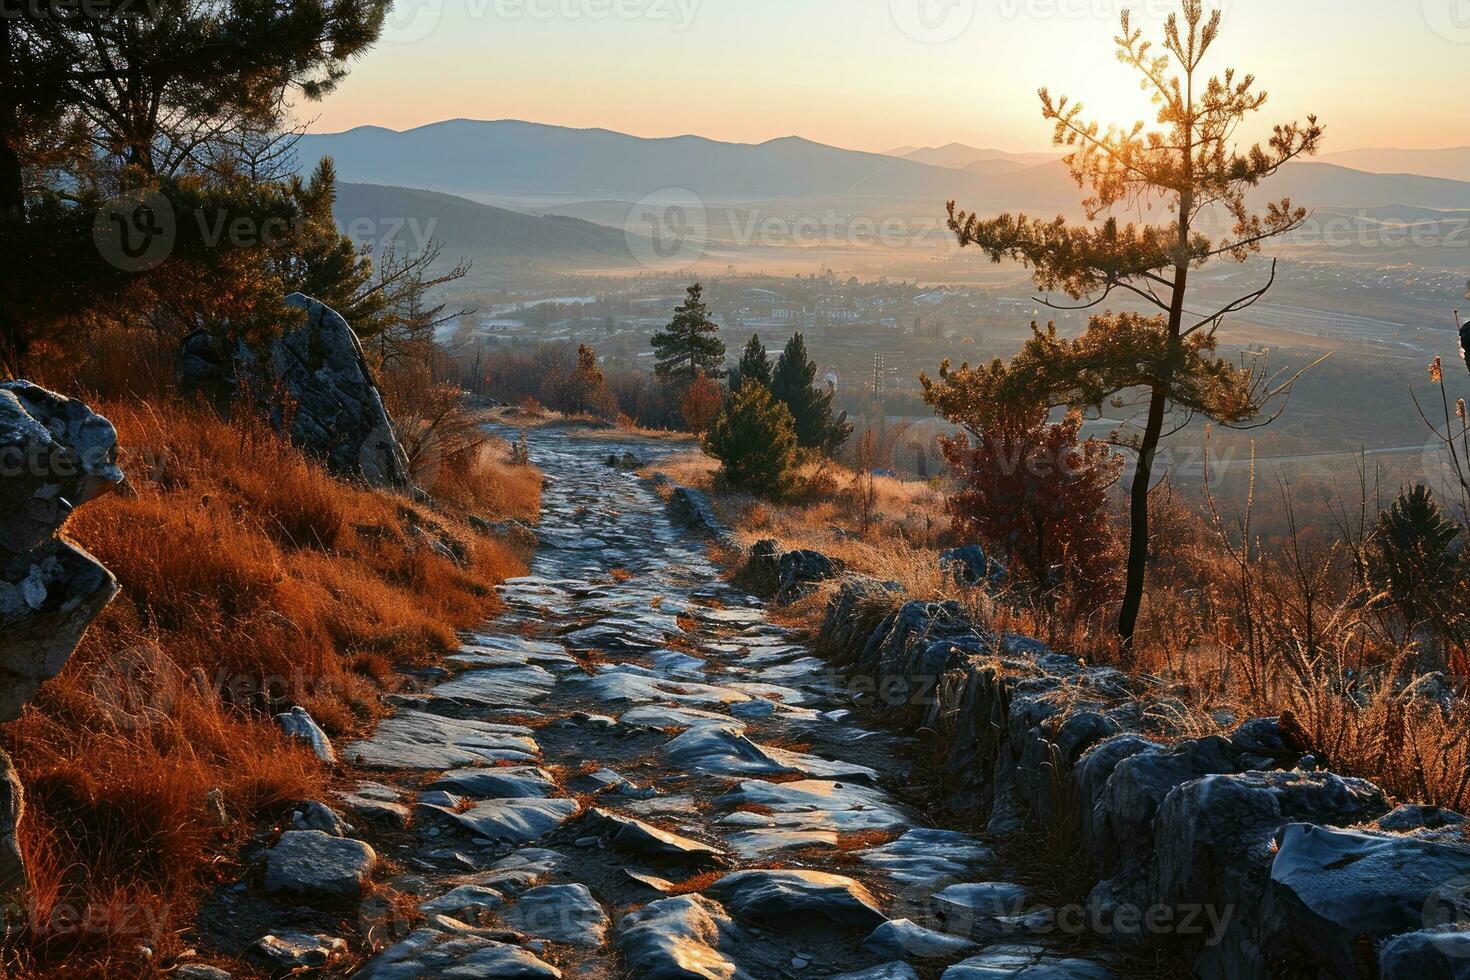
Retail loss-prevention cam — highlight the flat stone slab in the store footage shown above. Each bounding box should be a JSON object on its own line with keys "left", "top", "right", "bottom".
{"left": 499, "top": 883, "right": 609, "bottom": 948}
{"left": 621, "top": 704, "right": 742, "bottom": 731}
{"left": 569, "top": 671, "right": 753, "bottom": 708}
{"left": 716, "top": 780, "right": 913, "bottom": 832}
{"left": 705, "top": 869, "right": 888, "bottom": 930}
{"left": 864, "top": 918, "right": 976, "bottom": 959}
{"left": 420, "top": 798, "right": 580, "bottom": 844}
{"left": 586, "top": 808, "right": 727, "bottom": 865}
{"left": 429, "top": 767, "right": 561, "bottom": 800}
{"left": 424, "top": 665, "right": 558, "bottom": 707}
{"left": 858, "top": 829, "right": 996, "bottom": 888}
{"left": 832, "top": 966, "right": 920, "bottom": 980}
{"left": 933, "top": 882, "right": 1029, "bottom": 923}
{"left": 617, "top": 895, "right": 749, "bottom": 980}
{"left": 725, "top": 828, "right": 839, "bottom": 860}
{"left": 347, "top": 711, "right": 539, "bottom": 770}
{"left": 353, "top": 929, "right": 563, "bottom": 979}
{"left": 263, "top": 831, "right": 376, "bottom": 906}
{"left": 664, "top": 724, "right": 877, "bottom": 780}
{"left": 474, "top": 848, "right": 569, "bottom": 898}
{"left": 941, "top": 947, "right": 1116, "bottom": 979}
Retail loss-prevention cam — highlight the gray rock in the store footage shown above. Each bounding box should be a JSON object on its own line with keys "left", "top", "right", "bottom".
{"left": 858, "top": 828, "right": 994, "bottom": 889}
{"left": 499, "top": 883, "right": 609, "bottom": 947}
{"left": 942, "top": 947, "right": 1115, "bottom": 979}
{"left": 353, "top": 928, "right": 562, "bottom": 979}
{"left": 705, "top": 869, "right": 887, "bottom": 929}
{"left": 831, "top": 966, "right": 920, "bottom": 980}
{"left": 274, "top": 707, "right": 336, "bottom": 764}
{"left": 429, "top": 767, "right": 561, "bottom": 800}
{"left": 1380, "top": 929, "right": 1470, "bottom": 978}
{"left": 252, "top": 930, "right": 347, "bottom": 971}
{"left": 176, "top": 966, "right": 234, "bottom": 980}
{"left": 418, "top": 798, "right": 579, "bottom": 844}
{"left": 1379, "top": 804, "right": 1467, "bottom": 833}
{"left": 617, "top": 895, "right": 749, "bottom": 979}
{"left": 667, "top": 488, "right": 729, "bottom": 543}
{"left": 663, "top": 723, "right": 875, "bottom": 781}
{"left": 271, "top": 294, "right": 413, "bottom": 488}
{"left": 1263, "top": 823, "right": 1470, "bottom": 977}
{"left": 263, "top": 831, "right": 376, "bottom": 906}
{"left": 863, "top": 918, "right": 976, "bottom": 958}
{"left": 931, "top": 882, "right": 1029, "bottom": 931}
{"left": 291, "top": 800, "right": 350, "bottom": 836}
{"left": 420, "top": 883, "right": 507, "bottom": 920}
{"left": 1151, "top": 771, "right": 1389, "bottom": 977}
{"left": 0, "top": 382, "right": 124, "bottom": 724}
{"left": 346, "top": 710, "right": 539, "bottom": 770}
{"left": 939, "top": 545, "right": 1007, "bottom": 588}
{"left": 584, "top": 808, "right": 727, "bottom": 865}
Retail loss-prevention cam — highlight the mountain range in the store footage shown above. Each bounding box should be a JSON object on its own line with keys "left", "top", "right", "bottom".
{"left": 300, "top": 120, "right": 1470, "bottom": 218}
{"left": 306, "top": 121, "right": 1470, "bottom": 274}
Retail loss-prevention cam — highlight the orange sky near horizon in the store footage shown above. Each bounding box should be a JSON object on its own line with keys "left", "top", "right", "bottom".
{"left": 307, "top": 0, "right": 1470, "bottom": 154}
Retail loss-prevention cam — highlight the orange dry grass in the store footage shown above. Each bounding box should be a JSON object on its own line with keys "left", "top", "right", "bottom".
{"left": 0, "top": 399, "right": 538, "bottom": 977}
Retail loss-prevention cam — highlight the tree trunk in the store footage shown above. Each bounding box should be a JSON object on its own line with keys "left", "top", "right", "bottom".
{"left": 1117, "top": 265, "right": 1189, "bottom": 646}
{"left": 0, "top": 18, "right": 27, "bottom": 379}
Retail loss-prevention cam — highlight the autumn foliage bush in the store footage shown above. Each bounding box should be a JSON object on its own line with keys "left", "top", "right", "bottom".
{"left": 940, "top": 407, "right": 1121, "bottom": 608}
{"left": 0, "top": 398, "right": 538, "bottom": 977}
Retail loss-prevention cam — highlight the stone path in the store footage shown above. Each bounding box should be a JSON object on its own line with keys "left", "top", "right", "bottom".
{"left": 324, "top": 428, "right": 1126, "bottom": 979}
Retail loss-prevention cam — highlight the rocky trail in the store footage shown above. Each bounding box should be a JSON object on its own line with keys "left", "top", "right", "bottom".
{"left": 211, "top": 427, "right": 1124, "bottom": 979}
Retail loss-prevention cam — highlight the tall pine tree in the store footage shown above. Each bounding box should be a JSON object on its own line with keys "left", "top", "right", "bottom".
{"left": 729, "top": 333, "right": 772, "bottom": 391}
{"left": 770, "top": 333, "right": 852, "bottom": 454}
{"left": 929, "top": 0, "right": 1322, "bottom": 645}
{"left": 652, "top": 283, "right": 726, "bottom": 382}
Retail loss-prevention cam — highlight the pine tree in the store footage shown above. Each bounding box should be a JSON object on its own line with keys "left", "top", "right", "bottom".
{"left": 770, "top": 332, "right": 852, "bottom": 454}
{"left": 729, "top": 334, "right": 772, "bottom": 392}
{"left": 927, "top": 0, "right": 1323, "bottom": 646}
{"left": 652, "top": 283, "right": 726, "bottom": 382}
{"left": 1369, "top": 484, "right": 1465, "bottom": 631}
{"left": 703, "top": 381, "right": 799, "bottom": 498}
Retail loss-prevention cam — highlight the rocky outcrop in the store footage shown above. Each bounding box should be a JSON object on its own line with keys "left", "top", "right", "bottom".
{"left": 0, "top": 381, "right": 125, "bottom": 722}
{"left": 666, "top": 487, "right": 730, "bottom": 544}
{"left": 814, "top": 571, "right": 1459, "bottom": 979}
{"left": 938, "top": 546, "right": 1007, "bottom": 589}
{"left": 178, "top": 294, "right": 413, "bottom": 489}
{"left": 0, "top": 382, "right": 125, "bottom": 897}
{"left": 745, "top": 540, "right": 845, "bottom": 602}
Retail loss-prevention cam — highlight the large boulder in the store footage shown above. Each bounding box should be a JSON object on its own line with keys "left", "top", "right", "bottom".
{"left": 0, "top": 382, "right": 124, "bottom": 723}
{"left": 939, "top": 545, "right": 1007, "bottom": 588}
{"left": 270, "top": 294, "right": 412, "bottom": 488}
{"left": 1150, "top": 771, "right": 1389, "bottom": 979}
{"left": 667, "top": 487, "right": 729, "bottom": 543}
{"left": 1263, "top": 823, "right": 1470, "bottom": 976}
{"left": 177, "top": 295, "right": 413, "bottom": 489}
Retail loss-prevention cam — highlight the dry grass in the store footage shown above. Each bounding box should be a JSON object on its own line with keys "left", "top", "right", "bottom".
{"left": 0, "top": 399, "right": 540, "bottom": 977}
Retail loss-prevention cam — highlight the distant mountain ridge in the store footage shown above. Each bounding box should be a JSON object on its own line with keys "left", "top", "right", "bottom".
{"left": 299, "top": 120, "right": 1470, "bottom": 219}
{"left": 301, "top": 119, "right": 985, "bottom": 207}
{"left": 1318, "top": 147, "right": 1470, "bottom": 182}
{"left": 332, "top": 182, "right": 639, "bottom": 269}
{"left": 884, "top": 142, "right": 1060, "bottom": 171}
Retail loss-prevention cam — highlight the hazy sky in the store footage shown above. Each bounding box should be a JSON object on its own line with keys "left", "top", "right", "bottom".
{"left": 310, "top": 0, "right": 1470, "bottom": 153}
